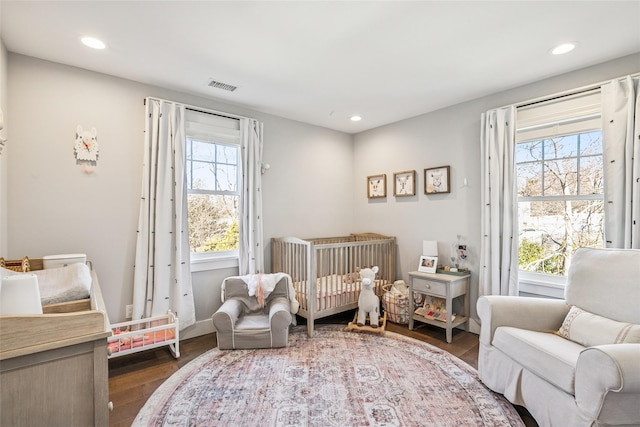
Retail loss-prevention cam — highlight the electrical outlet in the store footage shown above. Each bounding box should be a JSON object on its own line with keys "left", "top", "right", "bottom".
{"left": 125, "top": 304, "right": 133, "bottom": 319}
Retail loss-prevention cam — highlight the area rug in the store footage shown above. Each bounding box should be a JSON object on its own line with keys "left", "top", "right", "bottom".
{"left": 133, "top": 325, "right": 524, "bottom": 426}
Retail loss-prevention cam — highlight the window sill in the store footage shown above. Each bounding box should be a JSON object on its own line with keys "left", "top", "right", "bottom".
{"left": 190, "top": 255, "right": 239, "bottom": 272}
{"left": 518, "top": 271, "right": 566, "bottom": 299}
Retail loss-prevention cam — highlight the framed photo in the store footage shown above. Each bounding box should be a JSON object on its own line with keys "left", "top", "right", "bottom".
{"left": 393, "top": 170, "right": 416, "bottom": 196}
{"left": 367, "top": 174, "right": 387, "bottom": 198}
{"left": 424, "top": 165, "right": 451, "bottom": 194}
{"left": 418, "top": 255, "right": 438, "bottom": 273}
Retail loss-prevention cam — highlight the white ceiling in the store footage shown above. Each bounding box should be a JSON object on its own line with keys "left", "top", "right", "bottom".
{"left": 2, "top": 1, "right": 639, "bottom": 133}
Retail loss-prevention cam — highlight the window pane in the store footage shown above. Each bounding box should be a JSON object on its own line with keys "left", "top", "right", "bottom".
{"left": 543, "top": 159, "right": 577, "bottom": 196}
{"left": 544, "top": 135, "right": 577, "bottom": 159}
{"left": 186, "top": 161, "right": 192, "bottom": 189}
{"left": 191, "top": 140, "right": 216, "bottom": 162}
{"left": 579, "top": 156, "right": 603, "bottom": 195}
{"left": 216, "top": 164, "right": 237, "bottom": 192}
{"left": 516, "top": 140, "right": 542, "bottom": 163}
{"left": 518, "top": 199, "right": 604, "bottom": 275}
{"left": 191, "top": 161, "right": 216, "bottom": 190}
{"left": 217, "top": 144, "right": 238, "bottom": 164}
{"left": 517, "top": 162, "right": 542, "bottom": 197}
{"left": 187, "top": 194, "right": 239, "bottom": 253}
{"left": 579, "top": 131, "right": 602, "bottom": 156}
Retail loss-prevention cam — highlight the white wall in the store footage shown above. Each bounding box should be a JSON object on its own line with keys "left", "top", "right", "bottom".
{"left": 7, "top": 50, "right": 639, "bottom": 335}
{"left": 6, "top": 54, "right": 353, "bottom": 327}
{"left": 353, "top": 52, "right": 640, "bottom": 327}
{"left": 0, "top": 35, "right": 8, "bottom": 256}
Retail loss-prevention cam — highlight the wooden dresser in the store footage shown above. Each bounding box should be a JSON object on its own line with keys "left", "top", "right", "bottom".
{"left": 0, "top": 268, "right": 111, "bottom": 426}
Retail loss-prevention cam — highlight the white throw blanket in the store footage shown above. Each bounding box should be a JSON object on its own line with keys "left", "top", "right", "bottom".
{"left": 1, "top": 263, "right": 92, "bottom": 305}
{"left": 222, "top": 273, "right": 300, "bottom": 316}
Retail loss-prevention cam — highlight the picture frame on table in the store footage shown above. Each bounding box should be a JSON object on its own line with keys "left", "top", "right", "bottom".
{"left": 393, "top": 170, "right": 416, "bottom": 196}
{"left": 367, "top": 174, "right": 387, "bottom": 198}
{"left": 418, "top": 255, "right": 438, "bottom": 273}
{"left": 424, "top": 165, "right": 451, "bottom": 194}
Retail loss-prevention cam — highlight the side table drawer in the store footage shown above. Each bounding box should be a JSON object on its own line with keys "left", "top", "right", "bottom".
{"left": 412, "top": 277, "right": 446, "bottom": 297}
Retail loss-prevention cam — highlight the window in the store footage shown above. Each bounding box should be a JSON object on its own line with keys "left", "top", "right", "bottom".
{"left": 516, "top": 90, "right": 603, "bottom": 284}
{"left": 184, "top": 110, "right": 241, "bottom": 261}
{"left": 186, "top": 139, "right": 239, "bottom": 252}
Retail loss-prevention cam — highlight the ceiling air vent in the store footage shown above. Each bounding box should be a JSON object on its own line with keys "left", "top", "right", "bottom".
{"left": 208, "top": 79, "right": 237, "bottom": 92}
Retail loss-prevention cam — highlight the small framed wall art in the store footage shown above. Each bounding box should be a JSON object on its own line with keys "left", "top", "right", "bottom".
{"left": 424, "top": 165, "right": 450, "bottom": 194}
{"left": 418, "top": 255, "right": 438, "bottom": 273}
{"left": 393, "top": 170, "right": 416, "bottom": 196}
{"left": 367, "top": 174, "right": 387, "bottom": 198}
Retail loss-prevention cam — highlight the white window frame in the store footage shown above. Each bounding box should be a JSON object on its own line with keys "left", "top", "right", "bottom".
{"left": 190, "top": 250, "right": 239, "bottom": 272}
{"left": 185, "top": 109, "right": 241, "bottom": 272}
{"left": 518, "top": 270, "right": 567, "bottom": 298}
{"left": 515, "top": 90, "right": 603, "bottom": 297}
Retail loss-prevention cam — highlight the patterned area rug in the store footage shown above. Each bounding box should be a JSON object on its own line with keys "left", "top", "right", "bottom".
{"left": 134, "top": 326, "right": 524, "bottom": 426}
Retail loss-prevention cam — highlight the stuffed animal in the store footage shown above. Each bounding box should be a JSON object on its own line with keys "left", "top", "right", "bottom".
{"left": 357, "top": 266, "right": 380, "bottom": 327}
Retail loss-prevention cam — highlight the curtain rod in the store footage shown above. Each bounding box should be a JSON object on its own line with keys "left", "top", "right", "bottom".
{"left": 144, "top": 96, "right": 249, "bottom": 121}
{"left": 517, "top": 87, "right": 600, "bottom": 109}
{"left": 498, "top": 72, "right": 640, "bottom": 110}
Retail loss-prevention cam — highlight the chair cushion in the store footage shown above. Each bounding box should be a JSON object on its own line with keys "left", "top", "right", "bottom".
{"left": 558, "top": 306, "right": 640, "bottom": 347}
{"left": 235, "top": 314, "right": 270, "bottom": 331}
{"left": 493, "top": 326, "right": 584, "bottom": 394}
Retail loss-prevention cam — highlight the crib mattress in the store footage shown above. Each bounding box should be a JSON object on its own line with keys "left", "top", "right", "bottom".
{"left": 294, "top": 274, "right": 387, "bottom": 311}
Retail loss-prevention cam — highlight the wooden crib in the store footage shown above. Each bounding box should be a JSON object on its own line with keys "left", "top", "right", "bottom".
{"left": 271, "top": 233, "right": 396, "bottom": 336}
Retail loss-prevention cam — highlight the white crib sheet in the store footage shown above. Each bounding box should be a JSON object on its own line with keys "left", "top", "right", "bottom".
{"left": 293, "top": 275, "right": 387, "bottom": 311}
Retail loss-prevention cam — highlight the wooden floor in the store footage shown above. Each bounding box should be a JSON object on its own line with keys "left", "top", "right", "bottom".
{"left": 108, "top": 313, "right": 536, "bottom": 426}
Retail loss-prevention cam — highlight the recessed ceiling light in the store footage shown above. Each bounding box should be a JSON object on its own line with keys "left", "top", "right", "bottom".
{"left": 350, "top": 115, "right": 362, "bottom": 122}
{"left": 551, "top": 42, "right": 576, "bottom": 55}
{"left": 81, "top": 36, "right": 106, "bottom": 50}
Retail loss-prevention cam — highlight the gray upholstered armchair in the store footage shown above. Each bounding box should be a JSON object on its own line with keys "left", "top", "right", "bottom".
{"left": 212, "top": 275, "right": 294, "bottom": 350}
{"left": 477, "top": 248, "right": 640, "bottom": 426}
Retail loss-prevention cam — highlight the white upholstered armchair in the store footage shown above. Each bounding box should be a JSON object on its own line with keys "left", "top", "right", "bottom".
{"left": 477, "top": 247, "right": 640, "bottom": 427}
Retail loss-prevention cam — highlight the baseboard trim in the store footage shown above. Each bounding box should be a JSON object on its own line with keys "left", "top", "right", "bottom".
{"left": 180, "top": 318, "right": 216, "bottom": 341}
{"left": 467, "top": 317, "right": 480, "bottom": 334}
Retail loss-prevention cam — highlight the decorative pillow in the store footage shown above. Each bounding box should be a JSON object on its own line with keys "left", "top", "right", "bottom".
{"left": 557, "top": 305, "right": 640, "bottom": 347}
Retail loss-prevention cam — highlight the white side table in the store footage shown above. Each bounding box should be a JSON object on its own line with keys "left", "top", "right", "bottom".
{"left": 408, "top": 270, "right": 470, "bottom": 343}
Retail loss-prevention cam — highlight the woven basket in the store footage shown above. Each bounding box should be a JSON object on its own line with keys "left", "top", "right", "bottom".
{"left": 0, "top": 256, "right": 44, "bottom": 272}
{"left": 381, "top": 283, "right": 410, "bottom": 324}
